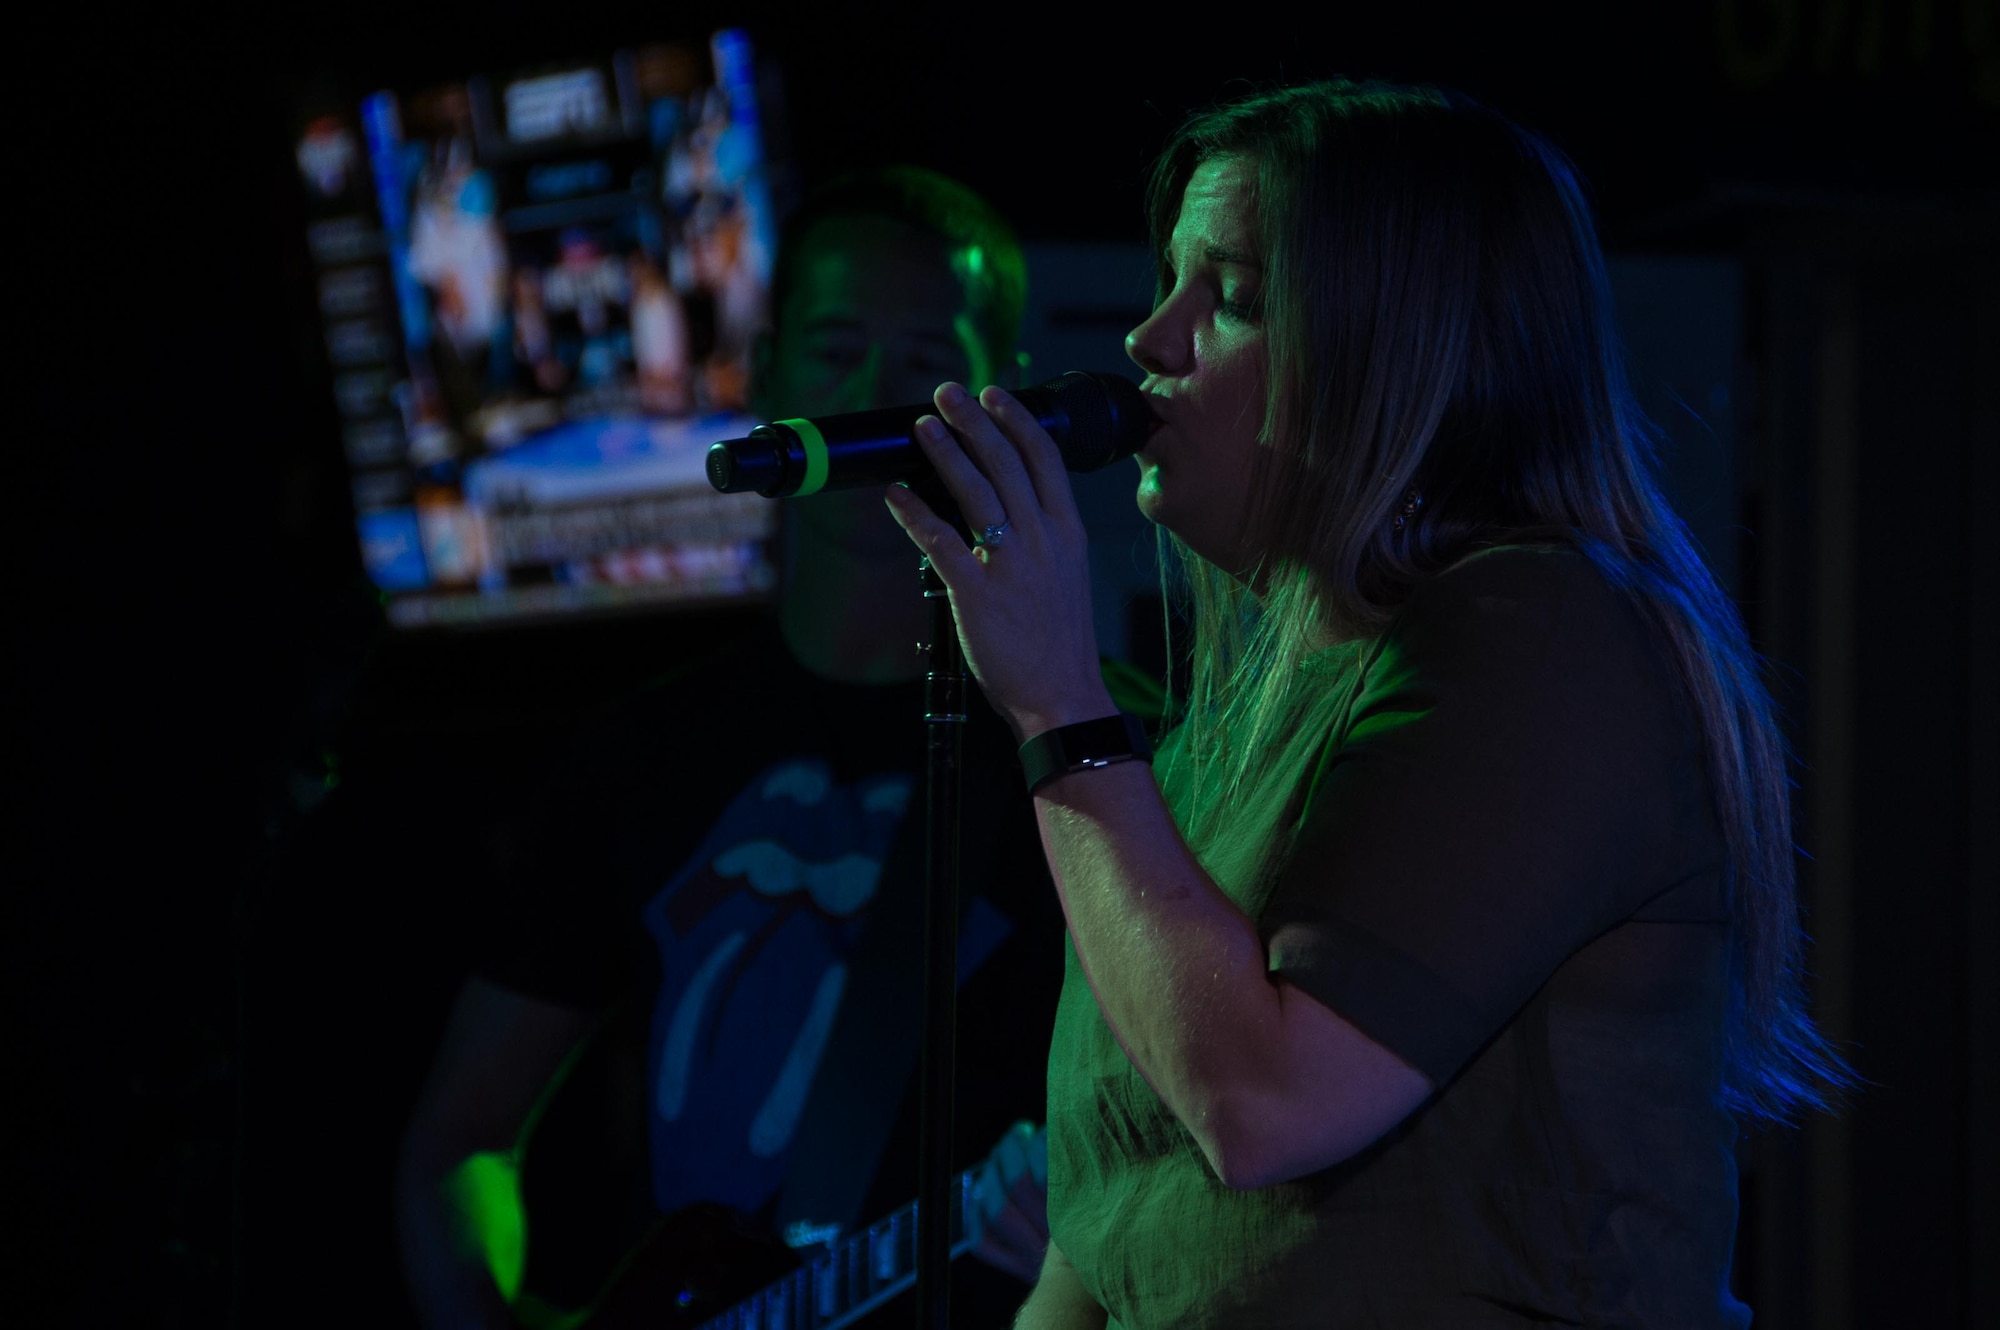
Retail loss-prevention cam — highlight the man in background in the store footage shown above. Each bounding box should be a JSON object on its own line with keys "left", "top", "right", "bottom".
{"left": 396, "top": 168, "right": 1061, "bottom": 1329}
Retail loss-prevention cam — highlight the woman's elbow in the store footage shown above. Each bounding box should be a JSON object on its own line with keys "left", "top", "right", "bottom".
{"left": 1180, "top": 1007, "right": 1433, "bottom": 1189}
{"left": 1205, "top": 1137, "right": 1291, "bottom": 1191}
{"left": 1193, "top": 1094, "right": 1369, "bottom": 1191}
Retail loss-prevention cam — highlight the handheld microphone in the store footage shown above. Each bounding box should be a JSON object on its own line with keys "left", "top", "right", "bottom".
{"left": 705, "top": 371, "right": 1151, "bottom": 498}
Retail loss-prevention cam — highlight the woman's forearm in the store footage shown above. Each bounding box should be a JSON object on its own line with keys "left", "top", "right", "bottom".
{"left": 1036, "top": 755, "right": 1434, "bottom": 1189}
{"left": 1033, "top": 760, "right": 1288, "bottom": 1180}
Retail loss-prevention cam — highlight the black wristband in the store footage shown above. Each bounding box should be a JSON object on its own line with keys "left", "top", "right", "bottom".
{"left": 1018, "top": 713, "right": 1154, "bottom": 796}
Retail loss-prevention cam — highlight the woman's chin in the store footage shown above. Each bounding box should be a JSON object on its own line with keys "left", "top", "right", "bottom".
{"left": 1135, "top": 462, "right": 1168, "bottom": 526}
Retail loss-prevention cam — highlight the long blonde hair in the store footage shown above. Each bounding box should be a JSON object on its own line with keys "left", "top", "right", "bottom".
{"left": 1149, "top": 82, "right": 1849, "bottom": 1122}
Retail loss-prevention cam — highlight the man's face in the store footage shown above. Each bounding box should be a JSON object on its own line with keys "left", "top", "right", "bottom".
{"left": 755, "top": 215, "right": 1000, "bottom": 554}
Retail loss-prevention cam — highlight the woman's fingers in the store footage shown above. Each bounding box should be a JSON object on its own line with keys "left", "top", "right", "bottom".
{"left": 883, "top": 484, "right": 980, "bottom": 587}
{"left": 982, "top": 386, "right": 1081, "bottom": 528}
{"left": 912, "top": 409, "right": 1009, "bottom": 534}
{"left": 933, "top": 383, "right": 1045, "bottom": 532}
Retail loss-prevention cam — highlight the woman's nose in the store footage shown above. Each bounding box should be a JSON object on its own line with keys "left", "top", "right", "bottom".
{"left": 1125, "top": 306, "right": 1183, "bottom": 378}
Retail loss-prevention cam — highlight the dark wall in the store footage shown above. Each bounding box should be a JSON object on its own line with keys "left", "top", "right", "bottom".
{"left": 14, "top": 2, "right": 1995, "bottom": 1325}
{"left": 1729, "top": 207, "right": 1998, "bottom": 1330}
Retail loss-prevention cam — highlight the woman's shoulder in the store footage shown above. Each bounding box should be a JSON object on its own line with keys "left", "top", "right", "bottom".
{"left": 1401, "top": 540, "right": 1631, "bottom": 630}
{"left": 1430, "top": 538, "right": 1603, "bottom": 595}
{"left": 1384, "top": 540, "right": 1666, "bottom": 684}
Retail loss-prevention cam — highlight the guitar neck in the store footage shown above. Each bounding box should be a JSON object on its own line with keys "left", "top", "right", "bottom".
{"left": 695, "top": 1169, "right": 976, "bottom": 1330}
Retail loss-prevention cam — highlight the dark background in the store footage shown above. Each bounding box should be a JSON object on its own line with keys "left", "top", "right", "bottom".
{"left": 12, "top": 1, "right": 1996, "bottom": 1325}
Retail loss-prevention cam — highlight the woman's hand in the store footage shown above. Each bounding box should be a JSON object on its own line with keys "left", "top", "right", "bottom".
{"left": 884, "top": 382, "right": 1116, "bottom": 740}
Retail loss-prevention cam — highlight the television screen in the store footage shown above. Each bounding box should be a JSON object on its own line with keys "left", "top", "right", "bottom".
{"left": 295, "top": 31, "right": 781, "bottom": 627}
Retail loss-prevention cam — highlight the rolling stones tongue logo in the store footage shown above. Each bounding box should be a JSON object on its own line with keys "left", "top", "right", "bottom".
{"left": 638, "top": 760, "right": 913, "bottom": 1217}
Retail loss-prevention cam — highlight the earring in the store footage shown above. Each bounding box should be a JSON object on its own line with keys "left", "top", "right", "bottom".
{"left": 1391, "top": 488, "right": 1425, "bottom": 531}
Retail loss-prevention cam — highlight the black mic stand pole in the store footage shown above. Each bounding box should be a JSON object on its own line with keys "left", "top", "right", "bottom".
{"left": 913, "top": 478, "right": 968, "bottom": 1330}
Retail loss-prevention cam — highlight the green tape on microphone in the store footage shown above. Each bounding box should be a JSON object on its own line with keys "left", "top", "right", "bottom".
{"left": 779, "top": 418, "right": 829, "bottom": 496}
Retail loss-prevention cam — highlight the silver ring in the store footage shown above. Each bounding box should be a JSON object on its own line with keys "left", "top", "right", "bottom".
{"left": 973, "top": 520, "right": 1011, "bottom": 548}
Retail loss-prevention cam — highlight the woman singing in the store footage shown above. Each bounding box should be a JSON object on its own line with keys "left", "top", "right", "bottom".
{"left": 884, "top": 81, "right": 1848, "bottom": 1328}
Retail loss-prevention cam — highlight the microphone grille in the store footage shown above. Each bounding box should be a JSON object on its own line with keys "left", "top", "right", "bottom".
{"left": 1042, "top": 371, "right": 1148, "bottom": 472}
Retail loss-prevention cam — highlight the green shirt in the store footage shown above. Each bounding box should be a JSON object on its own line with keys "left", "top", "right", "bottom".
{"left": 1046, "top": 547, "right": 1746, "bottom": 1328}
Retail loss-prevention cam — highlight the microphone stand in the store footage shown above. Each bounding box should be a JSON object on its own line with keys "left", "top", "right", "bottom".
{"left": 913, "top": 479, "right": 967, "bottom": 1330}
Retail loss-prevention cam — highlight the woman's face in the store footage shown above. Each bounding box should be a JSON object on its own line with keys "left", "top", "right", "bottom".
{"left": 1125, "top": 155, "right": 1269, "bottom": 575}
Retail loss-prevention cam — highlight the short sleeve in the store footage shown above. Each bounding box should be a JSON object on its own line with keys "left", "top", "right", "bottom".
{"left": 1262, "top": 546, "right": 1718, "bottom": 1085}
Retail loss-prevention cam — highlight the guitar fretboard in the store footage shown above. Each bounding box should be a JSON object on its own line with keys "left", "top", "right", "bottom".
{"left": 695, "top": 1170, "right": 975, "bottom": 1330}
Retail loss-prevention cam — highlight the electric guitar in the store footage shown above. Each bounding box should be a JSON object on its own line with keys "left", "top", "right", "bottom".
{"left": 573, "top": 1167, "right": 989, "bottom": 1330}
{"left": 693, "top": 1170, "right": 978, "bottom": 1330}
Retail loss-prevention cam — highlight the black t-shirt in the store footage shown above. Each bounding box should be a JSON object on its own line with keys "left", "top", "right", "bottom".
{"left": 480, "top": 619, "right": 1066, "bottom": 1318}
{"left": 1047, "top": 546, "right": 1746, "bottom": 1328}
